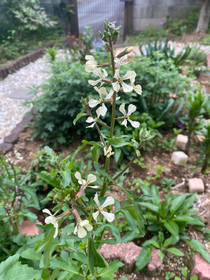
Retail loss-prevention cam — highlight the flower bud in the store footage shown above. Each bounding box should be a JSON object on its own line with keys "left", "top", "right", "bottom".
{"left": 72, "top": 209, "right": 80, "bottom": 220}
{"left": 58, "top": 209, "right": 71, "bottom": 218}
{"left": 104, "top": 42, "right": 111, "bottom": 52}
{"left": 76, "top": 187, "right": 85, "bottom": 199}
{"left": 98, "top": 62, "right": 110, "bottom": 68}
{"left": 116, "top": 47, "right": 133, "bottom": 58}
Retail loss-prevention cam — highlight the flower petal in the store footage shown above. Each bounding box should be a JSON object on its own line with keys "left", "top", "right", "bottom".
{"left": 112, "top": 81, "right": 120, "bottom": 92}
{"left": 94, "top": 86, "right": 108, "bottom": 96}
{"left": 94, "top": 193, "right": 100, "bottom": 207}
{"left": 121, "top": 81, "right": 134, "bottom": 93}
{"left": 101, "top": 196, "right": 115, "bottom": 208}
{"left": 86, "top": 123, "right": 96, "bottom": 128}
{"left": 132, "top": 84, "right": 142, "bottom": 95}
{"left": 105, "top": 90, "right": 114, "bottom": 100}
{"left": 121, "top": 119, "right": 128, "bottom": 127}
{"left": 87, "top": 174, "right": 97, "bottom": 184}
{"left": 86, "top": 117, "right": 95, "bottom": 123}
{"left": 42, "top": 209, "right": 52, "bottom": 216}
{"left": 75, "top": 172, "right": 84, "bottom": 185}
{"left": 114, "top": 69, "right": 120, "bottom": 80}
{"left": 88, "top": 79, "right": 100, "bottom": 86}
{"left": 98, "top": 103, "right": 107, "bottom": 117}
{"left": 78, "top": 225, "right": 87, "bottom": 238}
{"left": 122, "top": 70, "right": 136, "bottom": 81}
{"left": 101, "top": 211, "right": 115, "bottom": 222}
{"left": 45, "top": 216, "right": 56, "bottom": 225}
{"left": 54, "top": 225, "right": 58, "bottom": 238}
{"left": 128, "top": 119, "right": 140, "bottom": 128}
{"left": 93, "top": 210, "right": 99, "bottom": 221}
{"left": 89, "top": 99, "right": 101, "bottom": 108}
{"left": 127, "top": 104, "right": 137, "bottom": 116}
{"left": 119, "top": 103, "right": 126, "bottom": 116}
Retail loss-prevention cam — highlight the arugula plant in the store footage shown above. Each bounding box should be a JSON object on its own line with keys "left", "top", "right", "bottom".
{"left": 0, "top": 20, "right": 155, "bottom": 279}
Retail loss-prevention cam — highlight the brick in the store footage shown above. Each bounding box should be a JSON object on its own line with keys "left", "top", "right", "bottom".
{"left": 191, "top": 254, "right": 210, "bottom": 280}
{"left": 188, "top": 178, "right": 205, "bottom": 193}
{"left": 171, "top": 151, "right": 188, "bottom": 165}
{"left": 99, "top": 242, "right": 162, "bottom": 275}
{"left": 175, "top": 134, "right": 188, "bottom": 150}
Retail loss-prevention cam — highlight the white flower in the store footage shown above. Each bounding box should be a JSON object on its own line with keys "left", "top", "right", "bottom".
{"left": 119, "top": 103, "right": 140, "bottom": 128}
{"left": 112, "top": 69, "right": 135, "bottom": 93}
{"left": 93, "top": 193, "right": 115, "bottom": 222}
{"left": 74, "top": 219, "right": 93, "bottom": 238}
{"left": 89, "top": 86, "right": 114, "bottom": 117}
{"left": 88, "top": 67, "right": 108, "bottom": 86}
{"left": 86, "top": 116, "right": 97, "bottom": 128}
{"left": 14, "top": 150, "right": 23, "bottom": 160}
{"left": 42, "top": 209, "right": 59, "bottom": 238}
{"left": 104, "top": 145, "right": 114, "bottom": 158}
{"left": 115, "top": 51, "right": 129, "bottom": 68}
{"left": 85, "top": 55, "right": 98, "bottom": 73}
{"left": 130, "top": 78, "right": 142, "bottom": 95}
{"left": 75, "top": 171, "right": 98, "bottom": 187}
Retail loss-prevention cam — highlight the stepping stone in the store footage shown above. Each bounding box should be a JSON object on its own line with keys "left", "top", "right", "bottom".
{"left": 188, "top": 178, "right": 205, "bottom": 193}
{"left": 171, "top": 151, "right": 188, "bottom": 165}
{"left": 175, "top": 134, "right": 188, "bottom": 150}
{"left": 18, "top": 219, "right": 42, "bottom": 236}
{"left": 7, "top": 88, "right": 34, "bottom": 100}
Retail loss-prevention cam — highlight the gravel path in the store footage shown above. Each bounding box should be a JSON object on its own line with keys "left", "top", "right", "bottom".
{"left": 0, "top": 57, "right": 52, "bottom": 144}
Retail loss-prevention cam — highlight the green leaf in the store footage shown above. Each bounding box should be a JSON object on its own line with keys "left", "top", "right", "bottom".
{"left": 117, "top": 209, "right": 138, "bottom": 233}
{"left": 37, "top": 228, "right": 54, "bottom": 268}
{"left": 174, "top": 215, "right": 205, "bottom": 226}
{"left": 133, "top": 193, "right": 145, "bottom": 237}
{"left": 188, "top": 239, "right": 210, "bottom": 263}
{"left": 92, "top": 224, "right": 121, "bottom": 243}
{"left": 163, "top": 235, "right": 179, "bottom": 248}
{"left": 136, "top": 246, "right": 152, "bottom": 272}
{"left": 50, "top": 258, "right": 79, "bottom": 275}
{"left": 164, "top": 221, "right": 179, "bottom": 236}
{"left": 165, "top": 247, "right": 184, "bottom": 256}
{"left": 38, "top": 171, "right": 60, "bottom": 188}
{"left": 73, "top": 112, "right": 87, "bottom": 125}
{"left": 98, "top": 260, "right": 124, "bottom": 278}
{"left": 91, "top": 145, "right": 99, "bottom": 163}
{"left": 0, "top": 206, "right": 6, "bottom": 216}
{"left": 190, "top": 275, "right": 198, "bottom": 280}
{"left": 88, "top": 238, "right": 108, "bottom": 274}
{"left": 0, "top": 254, "right": 41, "bottom": 280}
{"left": 181, "top": 267, "right": 187, "bottom": 277}
{"left": 139, "top": 202, "right": 159, "bottom": 213}
{"left": 61, "top": 170, "right": 71, "bottom": 188}
{"left": 107, "top": 137, "right": 132, "bottom": 148}
{"left": 21, "top": 248, "right": 42, "bottom": 261}
{"left": 169, "top": 195, "right": 187, "bottom": 215}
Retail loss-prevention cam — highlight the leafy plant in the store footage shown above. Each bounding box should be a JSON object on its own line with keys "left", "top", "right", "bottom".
{"left": 135, "top": 183, "right": 210, "bottom": 271}
{"left": 175, "top": 267, "right": 198, "bottom": 280}
{"left": 200, "top": 123, "right": 210, "bottom": 174}
{"left": 160, "top": 177, "right": 176, "bottom": 192}
{"left": 188, "top": 46, "right": 207, "bottom": 64}
{"left": 44, "top": 47, "right": 58, "bottom": 64}
{"left": 139, "top": 38, "right": 191, "bottom": 67}
{"left": 165, "top": 271, "right": 175, "bottom": 280}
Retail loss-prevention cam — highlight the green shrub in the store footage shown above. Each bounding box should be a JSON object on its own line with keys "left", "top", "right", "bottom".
{"left": 188, "top": 46, "right": 207, "bottom": 64}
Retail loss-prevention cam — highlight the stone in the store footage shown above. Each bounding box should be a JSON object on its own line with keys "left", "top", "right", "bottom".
{"left": 18, "top": 219, "right": 42, "bottom": 236}
{"left": 99, "top": 242, "right": 162, "bottom": 275}
{"left": 171, "top": 151, "right": 188, "bottom": 165}
{"left": 0, "top": 143, "right": 13, "bottom": 153}
{"left": 175, "top": 134, "right": 188, "bottom": 150}
{"left": 188, "top": 178, "right": 205, "bottom": 193}
{"left": 4, "top": 132, "right": 19, "bottom": 144}
{"left": 7, "top": 88, "right": 34, "bottom": 100}
{"left": 191, "top": 254, "right": 210, "bottom": 280}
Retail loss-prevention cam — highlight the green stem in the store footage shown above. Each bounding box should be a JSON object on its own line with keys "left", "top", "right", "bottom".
{"left": 113, "top": 152, "right": 137, "bottom": 181}
{"left": 100, "top": 37, "right": 116, "bottom": 197}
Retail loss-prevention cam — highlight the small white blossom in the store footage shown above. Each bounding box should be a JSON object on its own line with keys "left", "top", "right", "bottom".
{"left": 74, "top": 219, "right": 93, "bottom": 238}
{"left": 93, "top": 193, "right": 115, "bottom": 222}
{"left": 43, "top": 209, "right": 59, "bottom": 238}
{"left": 88, "top": 67, "right": 108, "bottom": 87}
{"left": 104, "top": 145, "right": 114, "bottom": 158}
{"left": 75, "top": 172, "right": 99, "bottom": 198}
{"left": 112, "top": 69, "right": 135, "bottom": 93}
{"left": 119, "top": 103, "right": 140, "bottom": 128}
{"left": 89, "top": 86, "right": 114, "bottom": 117}
{"left": 85, "top": 55, "right": 98, "bottom": 72}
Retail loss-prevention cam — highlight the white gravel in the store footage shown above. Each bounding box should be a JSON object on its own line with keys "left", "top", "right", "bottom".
{"left": 0, "top": 56, "right": 52, "bottom": 144}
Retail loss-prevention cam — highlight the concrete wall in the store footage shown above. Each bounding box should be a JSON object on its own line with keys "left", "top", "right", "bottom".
{"left": 133, "top": 0, "right": 201, "bottom": 31}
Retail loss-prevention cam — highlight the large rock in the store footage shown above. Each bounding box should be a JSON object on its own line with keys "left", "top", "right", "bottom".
{"left": 191, "top": 254, "right": 210, "bottom": 280}
{"left": 171, "top": 151, "right": 188, "bottom": 165}
{"left": 99, "top": 242, "right": 163, "bottom": 275}
{"left": 0, "top": 143, "right": 13, "bottom": 153}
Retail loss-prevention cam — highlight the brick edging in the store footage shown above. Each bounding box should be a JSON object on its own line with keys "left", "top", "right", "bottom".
{"left": 0, "top": 43, "right": 54, "bottom": 80}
